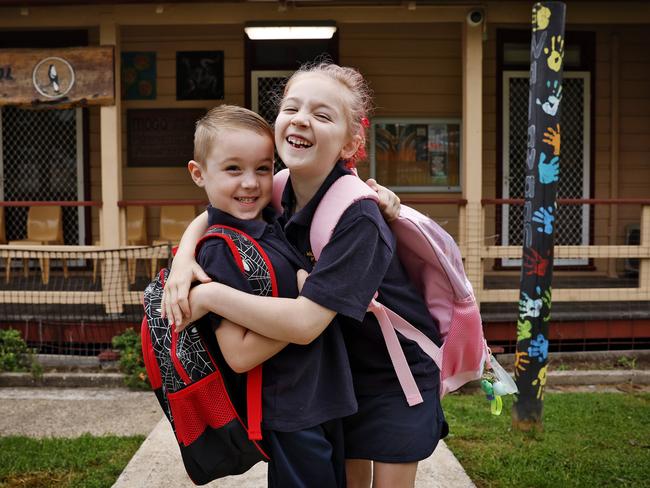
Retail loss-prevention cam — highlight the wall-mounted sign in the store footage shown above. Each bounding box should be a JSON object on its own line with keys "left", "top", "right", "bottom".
{"left": 176, "top": 51, "right": 224, "bottom": 100}
{"left": 121, "top": 51, "right": 156, "bottom": 100}
{"left": 127, "top": 108, "right": 205, "bottom": 167}
{"left": 0, "top": 46, "right": 114, "bottom": 106}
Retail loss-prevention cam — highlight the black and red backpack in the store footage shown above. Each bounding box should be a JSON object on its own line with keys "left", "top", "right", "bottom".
{"left": 141, "top": 225, "right": 278, "bottom": 485}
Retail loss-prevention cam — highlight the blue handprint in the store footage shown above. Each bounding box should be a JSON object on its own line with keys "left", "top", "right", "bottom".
{"left": 538, "top": 152, "right": 559, "bottom": 184}
{"left": 536, "top": 80, "right": 562, "bottom": 116}
{"left": 528, "top": 333, "right": 549, "bottom": 362}
{"left": 532, "top": 206, "right": 555, "bottom": 234}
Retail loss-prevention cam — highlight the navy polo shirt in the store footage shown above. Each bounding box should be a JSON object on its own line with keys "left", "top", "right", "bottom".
{"left": 197, "top": 205, "right": 357, "bottom": 432}
{"left": 281, "top": 163, "right": 442, "bottom": 396}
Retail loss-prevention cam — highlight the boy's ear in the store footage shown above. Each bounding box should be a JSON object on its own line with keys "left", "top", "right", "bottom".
{"left": 340, "top": 134, "right": 363, "bottom": 160}
{"left": 187, "top": 160, "right": 205, "bottom": 187}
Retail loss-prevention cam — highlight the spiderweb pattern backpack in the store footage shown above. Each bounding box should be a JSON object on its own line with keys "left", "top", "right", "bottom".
{"left": 141, "top": 225, "right": 276, "bottom": 485}
{"left": 272, "top": 169, "right": 489, "bottom": 400}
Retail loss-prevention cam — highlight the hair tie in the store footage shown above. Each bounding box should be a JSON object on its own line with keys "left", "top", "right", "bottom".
{"left": 361, "top": 117, "right": 370, "bottom": 128}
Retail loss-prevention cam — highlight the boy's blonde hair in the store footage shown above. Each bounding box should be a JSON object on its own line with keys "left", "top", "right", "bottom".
{"left": 194, "top": 105, "right": 273, "bottom": 164}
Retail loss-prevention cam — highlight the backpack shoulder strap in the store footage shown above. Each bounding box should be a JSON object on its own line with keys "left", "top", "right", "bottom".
{"left": 310, "top": 175, "right": 378, "bottom": 260}
{"left": 271, "top": 168, "right": 290, "bottom": 215}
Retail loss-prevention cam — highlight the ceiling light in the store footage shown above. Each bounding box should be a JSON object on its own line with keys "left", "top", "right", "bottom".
{"left": 245, "top": 21, "right": 337, "bottom": 40}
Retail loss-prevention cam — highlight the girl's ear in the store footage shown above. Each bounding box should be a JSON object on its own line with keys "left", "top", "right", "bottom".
{"left": 340, "top": 134, "right": 363, "bottom": 160}
{"left": 187, "top": 160, "right": 205, "bottom": 187}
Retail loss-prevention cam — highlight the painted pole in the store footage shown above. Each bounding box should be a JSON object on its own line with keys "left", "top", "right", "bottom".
{"left": 512, "top": 1, "right": 566, "bottom": 430}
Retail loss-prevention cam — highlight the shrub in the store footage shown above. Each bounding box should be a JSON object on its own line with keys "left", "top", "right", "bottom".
{"left": 0, "top": 329, "right": 42, "bottom": 377}
{"left": 112, "top": 328, "right": 149, "bottom": 390}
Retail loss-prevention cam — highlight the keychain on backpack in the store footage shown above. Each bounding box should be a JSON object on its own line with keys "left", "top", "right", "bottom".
{"left": 481, "top": 354, "right": 518, "bottom": 416}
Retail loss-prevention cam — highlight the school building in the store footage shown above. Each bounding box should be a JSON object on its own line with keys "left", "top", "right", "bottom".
{"left": 0, "top": 0, "right": 648, "bottom": 353}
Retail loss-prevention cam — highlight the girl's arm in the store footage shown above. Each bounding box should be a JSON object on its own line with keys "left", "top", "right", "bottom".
{"left": 162, "top": 211, "right": 210, "bottom": 324}
{"left": 215, "top": 320, "right": 288, "bottom": 373}
{"left": 186, "top": 282, "right": 335, "bottom": 345}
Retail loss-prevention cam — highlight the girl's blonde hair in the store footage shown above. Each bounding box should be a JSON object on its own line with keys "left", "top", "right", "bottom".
{"left": 282, "top": 62, "right": 373, "bottom": 164}
{"left": 194, "top": 105, "right": 273, "bottom": 164}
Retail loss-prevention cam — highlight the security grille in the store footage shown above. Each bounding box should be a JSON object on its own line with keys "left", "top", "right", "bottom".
{"left": 502, "top": 71, "right": 590, "bottom": 266}
{"left": 251, "top": 70, "right": 293, "bottom": 172}
{"left": 0, "top": 107, "right": 84, "bottom": 245}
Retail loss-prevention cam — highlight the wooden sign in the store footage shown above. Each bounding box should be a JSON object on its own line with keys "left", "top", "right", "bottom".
{"left": 127, "top": 109, "right": 205, "bottom": 167}
{"left": 0, "top": 46, "right": 114, "bottom": 106}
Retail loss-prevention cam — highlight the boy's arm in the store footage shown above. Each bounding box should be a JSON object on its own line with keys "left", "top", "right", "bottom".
{"left": 187, "top": 283, "right": 335, "bottom": 345}
{"left": 162, "top": 211, "right": 210, "bottom": 324}
{"left": 215, "top": 320, "right": 288, "bottom": 373}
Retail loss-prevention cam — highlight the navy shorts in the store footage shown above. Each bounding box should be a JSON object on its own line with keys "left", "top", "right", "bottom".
{"left": 343, "top": 388, "right": 449, "bottom": 463}
{"left": 264, "top": 419, "right": 346, "bottom": 488}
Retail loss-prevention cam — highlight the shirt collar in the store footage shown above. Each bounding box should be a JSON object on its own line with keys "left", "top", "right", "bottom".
{"left": 280, "top": 162, "right": 352, "bottom": 227}
{"left": 206, "top": 205, "right": 276, "bottom": 239}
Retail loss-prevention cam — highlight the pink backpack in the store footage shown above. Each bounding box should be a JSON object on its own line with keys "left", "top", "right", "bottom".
{"left": 272, "top": 169, "right": 489, "bottom": 401}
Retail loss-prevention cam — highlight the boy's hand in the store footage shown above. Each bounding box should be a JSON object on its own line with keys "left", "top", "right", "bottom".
{"left": 366, "top": 178, "right": 401, "bottom": 222}
{"left": 162, "top": 257, "right": 211, "bottom": 328}
{"left": 175, "top": 282, "right": 211, "bottom": 332}
{"left": 296, "top": 269, "right": 309, "bottom": 293}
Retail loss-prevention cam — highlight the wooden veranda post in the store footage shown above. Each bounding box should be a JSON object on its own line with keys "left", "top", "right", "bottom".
{"left": 512, "top": 1, "right": 566, "bottom": 430}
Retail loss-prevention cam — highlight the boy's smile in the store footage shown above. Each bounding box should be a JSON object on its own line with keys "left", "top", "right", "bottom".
{"left": 188, "top": 128, "right": 274, "bottom": 221}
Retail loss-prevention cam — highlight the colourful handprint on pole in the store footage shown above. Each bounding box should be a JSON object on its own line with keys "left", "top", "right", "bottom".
{"left": 519, "top": 292, "right": 543, "bottom": 318}
{"left": 532, "top": 4, "right": 551, "bottom": 32}
{"left": 538, "top": 152, "right": 560, "bottom": 184}
{"left": 528, "top": 333, "right": 549, "bottom": 362}
{"left": 543, "top": 123, "right": 561, "bottom": 156}
{"left": 524, "top": 248, "right": 550, "bottom": 277}
{"left": 544, "top": 35, "right": 565, "bottom": 72}
{"left": 532, "top": 206, "right": 555, "bottom": 234}
{"left": 517, "top": 319, "right": 533, "bottom": 341}
{"left": 532, "top": 365, "right": 548, "bottom": 400}
{"left": 536, "top": 80, "right": 562, "bottom": 116}
{"left": 542, "top": 287, "right": 552, "bottom": 322}
{"left": 514, "top": 351, "right": 531, "bottom": 377}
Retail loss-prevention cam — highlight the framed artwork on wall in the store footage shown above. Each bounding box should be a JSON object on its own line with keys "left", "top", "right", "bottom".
{"left": 121, "top": 51, "right": 156, "bottom": 100}
{"left": 176, "top": 51, "right": 224, "bottom": 100}
{"left": 369, "top": 118, "right": 461, "bottom": 192}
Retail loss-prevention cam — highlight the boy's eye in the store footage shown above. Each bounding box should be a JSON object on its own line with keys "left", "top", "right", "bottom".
{"left": 257, "top": 166, "right": 272, "bottom": 174}
{"left": 225, "top": 165, "right": 241, "bottom": 172}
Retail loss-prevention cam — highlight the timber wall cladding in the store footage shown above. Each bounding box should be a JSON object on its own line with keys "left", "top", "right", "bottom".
{"left": 340, "top": 22, "right": 464, "bottom": 239}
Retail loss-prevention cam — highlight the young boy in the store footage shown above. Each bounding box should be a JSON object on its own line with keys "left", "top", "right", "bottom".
{"left": 186, "top": 105, "right": 356, "bottom": 487}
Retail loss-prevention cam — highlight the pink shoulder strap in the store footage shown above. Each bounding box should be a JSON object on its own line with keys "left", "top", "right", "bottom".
{"left": 310, "top": 175, "right": 378, "bottom": 260}
{"left": 271, "top": 169, "right": 290, "bottom": 215}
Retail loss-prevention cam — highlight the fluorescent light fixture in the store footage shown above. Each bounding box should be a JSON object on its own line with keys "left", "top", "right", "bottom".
{"left": 245, "top": 21, "right": 337, "bottom": 40}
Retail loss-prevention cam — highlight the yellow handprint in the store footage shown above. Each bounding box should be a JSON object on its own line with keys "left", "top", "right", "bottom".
{"left": 543, "top": 124, "right": 561, "bottom": 156}
{"left": 532, "top": 4, "right": 551, "bottom": 32}
{"left": 514, "top": 351, "right": 531, "bottom": 377}
{"left": 544, "top": 35, "right": 564, "bottom": 72}
{"left": 532, "top": 365, "right": 548, "bottom": 400}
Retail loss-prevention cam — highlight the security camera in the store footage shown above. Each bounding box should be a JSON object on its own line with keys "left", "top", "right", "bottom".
{"left": 466, "top": 9, "right": 484, "bottom": 27}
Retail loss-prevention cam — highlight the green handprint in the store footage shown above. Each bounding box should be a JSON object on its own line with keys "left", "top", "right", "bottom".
{"left": 542, "top": 287, "right": 552, "bottom": 322}
{"left": 544, "top": 35, "right": 564, "bottom": 72}
{"left": 517, "top": 319, "right": 532, "bottom": 341}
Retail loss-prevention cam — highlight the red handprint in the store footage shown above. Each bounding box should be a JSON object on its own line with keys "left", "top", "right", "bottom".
{"left": 524, "top": 248, "right": 550, "bottom": 277}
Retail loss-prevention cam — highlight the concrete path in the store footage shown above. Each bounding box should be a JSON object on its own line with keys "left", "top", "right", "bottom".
{"left": 114, "top": 418, "right": 475, "bottom": 488}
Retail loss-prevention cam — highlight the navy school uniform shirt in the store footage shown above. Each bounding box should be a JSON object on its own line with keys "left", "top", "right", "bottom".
{"left": 196, "top": 205, "right": 357, "bottom": 432}
{"left": 280, "top": 163, "right": 442, "bottom": 396}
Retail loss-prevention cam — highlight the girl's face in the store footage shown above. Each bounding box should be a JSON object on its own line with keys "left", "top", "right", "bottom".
{"left": 275, "top": 73, "right": 360, "bottom": 180}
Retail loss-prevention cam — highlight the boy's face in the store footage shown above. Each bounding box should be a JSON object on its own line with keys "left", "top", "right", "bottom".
{"left": 188, "top": 128, "right": 274, "bottom": 221}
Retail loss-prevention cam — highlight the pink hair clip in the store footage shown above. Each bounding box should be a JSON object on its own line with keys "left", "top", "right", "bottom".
{"left": 361, "top": 117, "right": 370, "bottom": 128}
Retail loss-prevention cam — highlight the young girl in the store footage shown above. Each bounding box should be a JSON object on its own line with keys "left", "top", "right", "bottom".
{"left": 165, "top": 63, "right": 447, "bottom": 488}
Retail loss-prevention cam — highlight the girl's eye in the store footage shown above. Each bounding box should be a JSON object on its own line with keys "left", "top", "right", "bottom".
{"left": 315, "top": 113, "right": 331, "bottom": 121}
{"left": 282, "top": 107, "right": 297, "bottom": 113}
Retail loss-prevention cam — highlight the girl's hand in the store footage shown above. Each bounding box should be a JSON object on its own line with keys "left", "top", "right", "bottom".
{"left": 162, "top": 257, "right": 211, "bottom": 328}
{"left": 366, "top": 178, "right": 401, "bottom": 222}
{"left": 175, "top": 282, "right": 211, "bottom": 332}
{"left": 296, "top": 269, "right": 309, "bottom": 293}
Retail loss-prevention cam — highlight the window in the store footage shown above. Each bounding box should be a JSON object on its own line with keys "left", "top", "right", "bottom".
{"left": 368, "top": 118, "right": 461, "bottom": 192}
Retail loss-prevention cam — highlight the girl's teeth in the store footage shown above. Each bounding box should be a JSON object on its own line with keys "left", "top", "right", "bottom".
{"left": 287, "top": 136, "right": 312, "bottom": 148}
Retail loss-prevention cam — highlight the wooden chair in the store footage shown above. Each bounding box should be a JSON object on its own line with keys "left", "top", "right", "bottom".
{"left": 6, "top": 206, "right": 67, "bottom": 284}
{"left": 93, "top": 206, "right": 148, "bottom": 284}
{"left": 151, "top": 205, "right": 196, "bottom": 276}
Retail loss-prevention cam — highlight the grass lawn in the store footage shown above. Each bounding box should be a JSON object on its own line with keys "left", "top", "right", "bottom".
{"left": 0, "top": 434, "right": 144, "bottom": 488}
{"left": 442, "top": 392, "right": 650, "bottom": 488}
